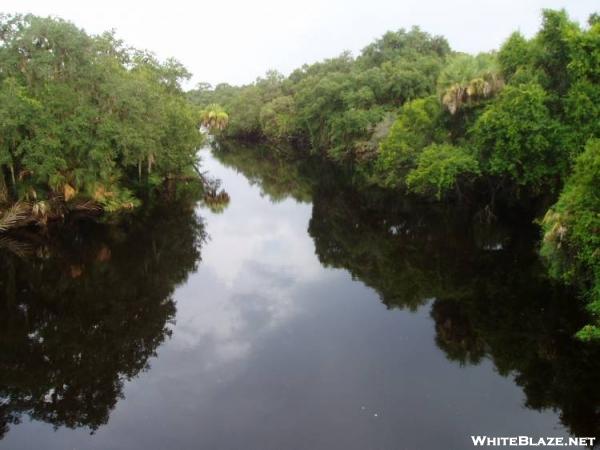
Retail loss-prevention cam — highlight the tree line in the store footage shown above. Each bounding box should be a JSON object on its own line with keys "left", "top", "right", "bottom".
{"left": 0, "top": 14, "right": 204, "bottom": 222}
{"left": 189, "top": 9, "right": 599, "bottom": 339}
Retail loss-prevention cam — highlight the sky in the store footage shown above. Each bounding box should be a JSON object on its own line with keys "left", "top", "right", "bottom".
{"left": 2, "top": 0, "right": 597, "bottom": 89}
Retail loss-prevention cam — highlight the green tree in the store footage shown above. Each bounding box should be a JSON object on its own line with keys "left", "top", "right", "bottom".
{"left": 535, "top": 9, "right": 581, "bottom": 96}
{"left": 471, "top": 82, "right": 564, "bottom": 190}
{"left": 0, "top": 14, "right": 203, "bottom": 216}
{"left": 200, "top": 104, "right": 230, "bottom": 131}
{"left": 259, "top": 96, "right": 298, "bottom": 141}
{"left": 375, "top": 96, "right": 444, "bottom": 187}
{"left": 497, "top": 32, "right": 534, "bottom": 81}
{"left": 541, "top": 139, "right": 600, "bottom": 340}
{"left": 406, "top": 144, "right": 480, "bottom": 199}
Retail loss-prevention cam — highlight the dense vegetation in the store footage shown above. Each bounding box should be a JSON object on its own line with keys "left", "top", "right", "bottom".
{"left": 191, "top": 9, "right": 600, "bottom": 338}
{"left": 0, "top": 14, "right": 203, "bottom": 223}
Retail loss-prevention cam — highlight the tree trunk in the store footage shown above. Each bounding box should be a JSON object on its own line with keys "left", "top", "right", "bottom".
{"left": 9, "top": 164, "right": 16, "bottom": 193}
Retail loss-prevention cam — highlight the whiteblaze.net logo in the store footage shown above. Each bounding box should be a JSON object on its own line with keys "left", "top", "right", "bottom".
{"left": 471, "top": 436, "right": 596, "bottom": 447}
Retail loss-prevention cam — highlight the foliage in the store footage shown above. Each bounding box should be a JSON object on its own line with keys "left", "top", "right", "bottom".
{"left": 438, "top": 53, "right": 503, "bottom": 115}
{"left": 357, "top": 26, "right": 450, "bottom": 69}
{"left": 0, "top": 14, "right": 203, "bottom": 215}
{"left": 438, "top": 53, "right": 499, "bottom": 89}
{"left": 471, "top": 82, "right": 564, "bottom": 190}
{"left": 541, "top": 139, "right": 600, "bottom": 339}
{"left": 259, "top": 96, "right": 298, "bottom": 141}
{"left": 535, "top": 9, "right": 581, "bottom": 96}
{"left": 441, "top": 75, "right": 504, "bottom": 115}
{"left": 200, "top": 104, "right": 229, "bottom": 131}
{"left": 406, "top": 144, "right": 480, "bottom": 199}
{"left": 0, "top": 202, "right": 30, "bottom": 232}
{"left": 188, "top": 28, "right": 450, "bottom": 156}
{"left": 498, "top": 32, "right": 534, "bottom": 81}
{"left": 375, "top": 96, "right": 444, "bottom": 188}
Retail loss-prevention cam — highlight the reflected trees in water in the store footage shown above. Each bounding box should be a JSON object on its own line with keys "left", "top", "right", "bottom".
{"left": 218, "top": 143, "right": 600, "bottom": 438}
{"left": 0, "top": 199, "right": 206, "bottom": 438}
{"left": 308, "top": 182, "right": 600, "bottom": 439}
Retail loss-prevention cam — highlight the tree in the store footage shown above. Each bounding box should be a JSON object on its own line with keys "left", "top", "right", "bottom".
{"left": 259, "top": 96, "right": 298, "bottom": 141}
{"left": 375, "top": 96, "right": 444, "bottom": 188}
{"left": 200, "top": 104, "right": 229, "bottom": 131}
{"left": 406, "top": 144, "right": 480, "bottom": 199}
{"left": 471, "top": 82, "right": 564, "bottom": 190}
{"left": 357, "top": 27, "right": 450, "bottom": 69}
{"left": 0, "top": 78, "right": 41, "bottom": 200}
{"left": 498, "top": 32, "right": 534, "bottom": 81}
{"left": 541, "top": 139, "right": 600, "bottom": 340}
{"left": 535, "top": 9, "right": 580, "bottom": 96}
{"left": 0, "top": 14, "right": 203, "bottom": 216}
{"left": 438, "top": 53, "right": 504, "bottom": 115}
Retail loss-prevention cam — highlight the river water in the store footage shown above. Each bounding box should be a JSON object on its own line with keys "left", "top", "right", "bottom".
{"left": 1, "top": 146, "right": 599, "bottom": 449}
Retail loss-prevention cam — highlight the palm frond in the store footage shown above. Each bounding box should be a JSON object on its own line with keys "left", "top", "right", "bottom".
{"left": 0, "top": 202, "right": 31, "bottom": 233}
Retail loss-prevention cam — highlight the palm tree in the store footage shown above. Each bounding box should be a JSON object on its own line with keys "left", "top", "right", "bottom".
{"left": 200, "top": 104, "right": 229, "bottom": 131}
{"left": 442, "top": 74, "right": 504, "bottom": 115}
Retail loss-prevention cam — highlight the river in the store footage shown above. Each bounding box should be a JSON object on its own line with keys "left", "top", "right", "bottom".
{"left": 1, "top": 145, "right": 599, "bottom": 449}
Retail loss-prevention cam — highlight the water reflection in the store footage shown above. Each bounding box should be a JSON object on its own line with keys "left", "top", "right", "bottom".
{"left": 2, "top": 143, "right": 599, "bottom": 448}
{"left": 213, "top": 141, "right": 317, "bottom": 204}
{"left": 214, "top": 143, "right": 600, "bottom": 439}
{"left": 0, "top": 198, "right": 205, "bottom": 438}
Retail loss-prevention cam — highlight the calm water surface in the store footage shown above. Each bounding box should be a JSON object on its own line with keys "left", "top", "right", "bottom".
{"left": 1, "top": 146, "right": 599, "bottom": 449}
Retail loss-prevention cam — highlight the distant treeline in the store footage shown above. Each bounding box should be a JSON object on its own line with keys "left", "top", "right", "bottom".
{"left": 0, "top": 14, "right": 203, "bottom": 220}
{"left": 189, "top": 10, "right": 599, "bottom": 338}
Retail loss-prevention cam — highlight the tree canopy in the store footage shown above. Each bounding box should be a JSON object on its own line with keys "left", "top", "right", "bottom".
{"left": 0, "top": 14, "right": 203, "bottom": 218}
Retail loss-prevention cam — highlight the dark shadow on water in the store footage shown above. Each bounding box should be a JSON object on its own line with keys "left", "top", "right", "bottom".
{"left": 0, "top": 197, "right": 206, "bottom": 438}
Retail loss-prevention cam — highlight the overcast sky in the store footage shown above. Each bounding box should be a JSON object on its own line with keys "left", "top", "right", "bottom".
{"left": 2, "top": 0, "right": 597, "bottom": 88}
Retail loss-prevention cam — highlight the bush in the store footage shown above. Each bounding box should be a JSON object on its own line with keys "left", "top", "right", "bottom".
{"left": 406, "top": 144, "right": 480, "bottom": 199}
{"left": 541, "top": 139, "right": 600, "bottom": 339}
